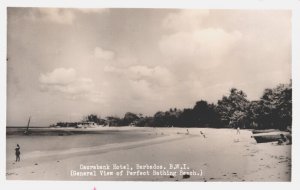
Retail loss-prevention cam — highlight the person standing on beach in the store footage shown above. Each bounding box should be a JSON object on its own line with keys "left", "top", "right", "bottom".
{"left": 15, "top": 144, "right": 21, "bottom": 162}
{"left": 236, "top": 127, "right": 240, "bottom": 135}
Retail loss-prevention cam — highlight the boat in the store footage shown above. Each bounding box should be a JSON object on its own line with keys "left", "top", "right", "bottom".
{"left": 251, "top": 131, "right": 290, "bottom": 143}
{"left": 23, "top": 116, "right": 31, "bottom": 135}
{"left": 252, "top": 129, "right": 279, "bottom": 134}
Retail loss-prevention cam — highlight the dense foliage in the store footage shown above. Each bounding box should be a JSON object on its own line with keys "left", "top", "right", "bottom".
{"left": 60, "top": 81, "right": 291, "bottom": 131}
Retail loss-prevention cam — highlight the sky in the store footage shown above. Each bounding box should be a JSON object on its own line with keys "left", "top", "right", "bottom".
{"left": 6, "top": 8, "right": 291, "bottom": 126}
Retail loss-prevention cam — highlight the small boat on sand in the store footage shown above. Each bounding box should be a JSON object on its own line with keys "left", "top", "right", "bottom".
{"left": 252, "top": 129, "right": 279, "bottom": 134}
{"left": 252, "top": 131, "right": 291, "bottom": 144}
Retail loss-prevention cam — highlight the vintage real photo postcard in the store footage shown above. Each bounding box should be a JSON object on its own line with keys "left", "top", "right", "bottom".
{"left": 6, "top": 7, "right": 292, "bottom": 182}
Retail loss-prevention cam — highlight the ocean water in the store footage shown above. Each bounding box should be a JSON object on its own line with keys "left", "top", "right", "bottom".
{"left": 6, "top": 128, "right": 157, "bottom": 162}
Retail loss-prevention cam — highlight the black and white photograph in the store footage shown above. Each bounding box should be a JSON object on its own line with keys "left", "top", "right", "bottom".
{"left": 3, "top": 1, "right": 297, "bottom": 186}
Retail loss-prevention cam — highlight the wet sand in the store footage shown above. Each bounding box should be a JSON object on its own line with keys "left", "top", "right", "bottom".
{"left": 6, "top": 127, "right": 291, "bottom": 181}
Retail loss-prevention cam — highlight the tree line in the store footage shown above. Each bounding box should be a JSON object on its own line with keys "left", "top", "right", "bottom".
{"left": 78, "top": 81, "right": 292, "bottom": 130}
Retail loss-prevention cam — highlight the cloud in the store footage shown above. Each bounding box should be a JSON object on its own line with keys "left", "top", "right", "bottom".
{"left": 29, "top": 8, "right": 109, "bottom": 24}
{"left": 128, "top": 65, "right": 173, "bottom": 86}
{"left": 103, "top": 65, "right": 124, "bottom": 75}
{"left": 29, "top": 9, "right": 76, "bottom": 24}
{"left": 39, "top": 68, "right": 102, "bottom": 102}
{"left": 104, "top": 64, "right": 173, "bottom": 87}
{"left": 159, "top": 28, "right": 242, "bottom": 69}
{"left": 128, "top": 65, "right": 153, "bottom": 77}
{"left": 7, "top": 9, "right": 291, "bottom": 127}
{"left": 160, "top": 10, "right": 242, "bottom": 70}
{"left": 163, "top": 10, "right": 210, "bottom": 31}
{"left": 94, "top": 47, "right": 115, "bottom": 60}
{"left": 78, "top": 8, "right": 109, "bottom": 14}
{"left": 39, "top": 68, "right": 76, "bottom": 85}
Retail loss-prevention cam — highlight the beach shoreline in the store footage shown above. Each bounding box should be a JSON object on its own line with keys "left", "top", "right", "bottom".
{"left": 6, "top": 127, "right": 291, "bottom": 181}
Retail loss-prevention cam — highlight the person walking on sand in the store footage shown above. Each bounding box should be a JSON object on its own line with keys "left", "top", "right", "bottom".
{"left": 236, "top": 127, "right": 240, "bottom": 135}
{"left": 15, "top": 144, "right": 21, "bottom": 162}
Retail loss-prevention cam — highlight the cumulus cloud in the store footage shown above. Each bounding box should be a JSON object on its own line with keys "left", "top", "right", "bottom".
{"left": 128, "top": 65, "right": 173, "bottom": 86}
{"left": 159, "top": 28, "right": 242, "bottom": 68}
{"left": 32, "top": 9, "right": 75, "bottom": 24}
{"left": 29, "top": 8, "right": 109, "bottom": 24}
{"left": 39, "top": 68, "right": 101, "bottom": 102}
{"left": 94, "top": 47, "right": 115, "bottom": 60}
{"left": 160, "top": 10, "right": 243, "bottom": 70}
{"left": 163, "top": 10, "right": 210, "bottom": 31}
{"left": 128, "top": 65, "right": 153, "bottom": 77}
{"left": 104, "top": 64, "right": 173, "bottom": 87}
{"left": 39, "top": 68, "right": 76, "bottom": 85}
{"left": 77, "top": 8, "right": 109, "bottom": 14}
{"left": 103, "top": 65, "right": 121, "bottom": 73}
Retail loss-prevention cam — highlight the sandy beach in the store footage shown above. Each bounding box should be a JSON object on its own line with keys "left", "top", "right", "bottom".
{"left": 6, "top": 127, "right": 291, "bottom": 181}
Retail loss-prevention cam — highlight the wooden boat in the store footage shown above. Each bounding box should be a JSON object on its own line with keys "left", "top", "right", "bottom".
{"left": 252, "top": 129, "right": 279, "bottom": 134}
{"left": 252, "top": 131, "right": 290, "bottom": 143}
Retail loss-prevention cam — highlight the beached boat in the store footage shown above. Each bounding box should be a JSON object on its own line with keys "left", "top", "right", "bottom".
{"left": 252, "top": 129, "right": 279, "bottom": 134}
{"left": 252, "top": 131, "right": 290, "bottom": 143}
